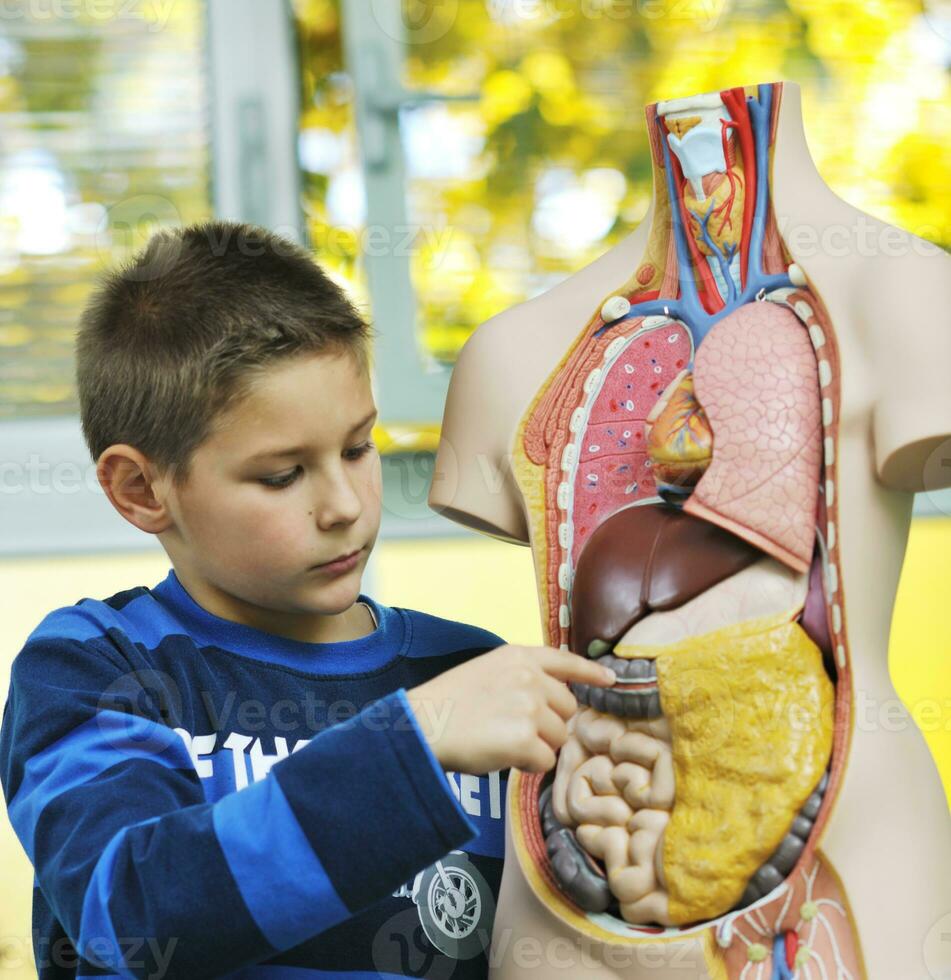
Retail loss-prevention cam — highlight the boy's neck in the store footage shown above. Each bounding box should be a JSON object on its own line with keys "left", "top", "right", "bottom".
{"left": 171, "top": 565, "right": 378, "bottom": 645}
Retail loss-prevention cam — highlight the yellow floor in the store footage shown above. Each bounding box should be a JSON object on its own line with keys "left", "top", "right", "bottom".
{"left": 0, "top": 521, "right": 948, "bottom": 970}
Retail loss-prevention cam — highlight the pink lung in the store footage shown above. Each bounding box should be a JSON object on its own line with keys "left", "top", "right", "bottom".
{"left": 683, "top": 302, "right": 822, "bottom": 572}
{"left": 571, "top": 323, "right": 691, "bottom": 565}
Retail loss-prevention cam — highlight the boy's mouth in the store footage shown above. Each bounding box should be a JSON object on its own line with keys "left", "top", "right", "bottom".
{"left": 312, "top": 546, "right": 364, "bottom": 569}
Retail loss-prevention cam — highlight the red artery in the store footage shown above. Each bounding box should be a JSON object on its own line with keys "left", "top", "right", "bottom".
{"left": 721, "top": 87, "right": 756, "bottom": 291}
{"left": 785, "top": 928, "right": 799, "bottom": 969}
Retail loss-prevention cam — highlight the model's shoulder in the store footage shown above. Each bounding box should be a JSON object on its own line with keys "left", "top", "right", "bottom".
{"left": 396, "top": 605, "right": 506, "bottom": 655}
{"left": 802, "top": 190, "right": 947, "bottom": 287}
{"left": 859, "top": 226, "right": 950, "bottom": 294}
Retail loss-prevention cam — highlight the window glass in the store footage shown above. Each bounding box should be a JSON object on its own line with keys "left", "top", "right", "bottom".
{"left": 293, "top": 0, "right": 370, "bottom": 310}
{"left": 0, "top": 2, "right": 210, "bottom": 419}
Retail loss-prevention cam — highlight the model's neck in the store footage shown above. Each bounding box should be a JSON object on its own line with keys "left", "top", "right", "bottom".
{"left": 618, "top": 82, "right": 821, "bottom": 329}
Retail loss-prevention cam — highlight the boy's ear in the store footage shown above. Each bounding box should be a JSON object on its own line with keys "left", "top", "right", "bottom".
{"left": 96, "top": 445, "right": 173, "bottom": 534}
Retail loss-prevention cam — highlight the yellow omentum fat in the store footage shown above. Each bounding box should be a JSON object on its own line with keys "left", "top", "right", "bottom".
{"left": 619, "top": 610, "right": 834, "bottom": 925}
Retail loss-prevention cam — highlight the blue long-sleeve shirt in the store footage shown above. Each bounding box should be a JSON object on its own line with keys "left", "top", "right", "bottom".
{"left": 0, "top": 567, "right": 509, "bottom": 979}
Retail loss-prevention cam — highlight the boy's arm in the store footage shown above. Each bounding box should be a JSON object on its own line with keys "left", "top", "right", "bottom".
{"left": 0, "top": 635, "right": 477, "bottom": 980}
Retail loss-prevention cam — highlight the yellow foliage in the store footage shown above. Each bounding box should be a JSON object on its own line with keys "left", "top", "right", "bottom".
{"left": 290, "top": 0, "right": 950, "bottom": 421}
{"left": 481, "top": 69, "right": 535, "bottom": 126}
{"left": 290, "top": 0, "right": 338, "bottom": 33}
{"left": 520, "top": 50, "right": 576, "bottom": 96}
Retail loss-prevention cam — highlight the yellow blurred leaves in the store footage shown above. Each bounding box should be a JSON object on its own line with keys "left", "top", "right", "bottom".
{"left": 521, "top": 50, "right": 575, "bottom": 96}
{"left": 647, "top": 16, "right": 798, "bottom": 102}
{"left": 291, "top": 0, "right": 950, "bottom": 417}
{"left": 481, "top": 69, "right": 534, "bottom": 126}
{"left": 291, "top": 0, "right": 339, "bottom": 34}
{"left": 788, "top": 0, "right": 921, "bottom": 66}
{"left": 883, "top": 132, "right": 951, "bottom": 242}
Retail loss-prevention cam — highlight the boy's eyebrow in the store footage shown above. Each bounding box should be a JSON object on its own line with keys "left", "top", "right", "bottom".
{"left": 246, "top": 409, "right": 378, "bottom": 462}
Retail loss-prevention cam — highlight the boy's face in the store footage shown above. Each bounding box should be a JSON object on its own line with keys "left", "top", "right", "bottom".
{"left": 155, "top": 349, "right": 382, "bottom": 642}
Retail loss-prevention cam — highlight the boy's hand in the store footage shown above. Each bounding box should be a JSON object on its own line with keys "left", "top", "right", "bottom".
{"left": 405, "top": 645, "right": 616, "bottom": 776}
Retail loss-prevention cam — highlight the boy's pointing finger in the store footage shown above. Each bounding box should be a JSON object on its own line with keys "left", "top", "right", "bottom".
{"left": 538, "top": 649, "right": 616, "bottom": 686}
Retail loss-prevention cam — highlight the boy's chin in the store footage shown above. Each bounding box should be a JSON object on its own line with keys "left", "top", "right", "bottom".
{"left": 307, "top": 569, "right": 364, "bottom": 605}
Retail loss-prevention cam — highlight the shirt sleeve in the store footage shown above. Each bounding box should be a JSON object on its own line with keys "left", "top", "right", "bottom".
{"left": 0, "top": 635, "right": 478, "bottom": 980}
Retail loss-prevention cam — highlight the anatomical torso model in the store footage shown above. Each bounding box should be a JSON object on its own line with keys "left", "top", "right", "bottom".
{"left": 429, "top": 81, "right": 951, "bottom": 979}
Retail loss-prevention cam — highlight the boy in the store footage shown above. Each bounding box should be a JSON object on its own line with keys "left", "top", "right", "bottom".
{"left": 0, "top": 221, "right": 615, "bottom": 979}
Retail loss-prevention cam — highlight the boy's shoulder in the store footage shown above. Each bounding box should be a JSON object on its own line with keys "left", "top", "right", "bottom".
{"left": 7, "top": 585, "right": 161, "bottom": 697}
{"left": 391, "top": 603, "right": 506, "bottom": 658}
{"left": 28, "top": 584, "right": 152, "bottom": 643}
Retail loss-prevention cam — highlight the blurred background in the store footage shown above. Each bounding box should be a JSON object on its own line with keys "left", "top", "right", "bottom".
{"left": 0, "top": 0, "right": 949, "bottom": 971}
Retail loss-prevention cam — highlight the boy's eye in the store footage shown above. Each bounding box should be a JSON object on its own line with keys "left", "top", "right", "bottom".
{"left": 345, "top": 440, "right": 376, "bottom": 461}
{"left": 257, "top": 443, "right": 375, "bottom": 489}
{"left": 259, "top": 465, "right": 302, "bottom": 489}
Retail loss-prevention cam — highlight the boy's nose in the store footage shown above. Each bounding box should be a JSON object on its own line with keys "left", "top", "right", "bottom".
{"left": 312, "top": 470, "right": 362, "bottom": 527}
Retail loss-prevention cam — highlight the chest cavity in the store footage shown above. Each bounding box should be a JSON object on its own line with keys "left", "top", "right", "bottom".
{"left": 567, "top": 302, "right": 822, "bottom": 575}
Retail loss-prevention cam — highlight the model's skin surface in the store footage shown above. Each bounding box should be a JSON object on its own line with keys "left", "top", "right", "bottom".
{"left": 430, "top": 81, "right": 951, "bottom": 978}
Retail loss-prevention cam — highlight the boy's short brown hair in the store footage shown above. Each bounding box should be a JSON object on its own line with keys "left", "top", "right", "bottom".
{"left": 76, "top": 220, "right": 375, "bottom": 488}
